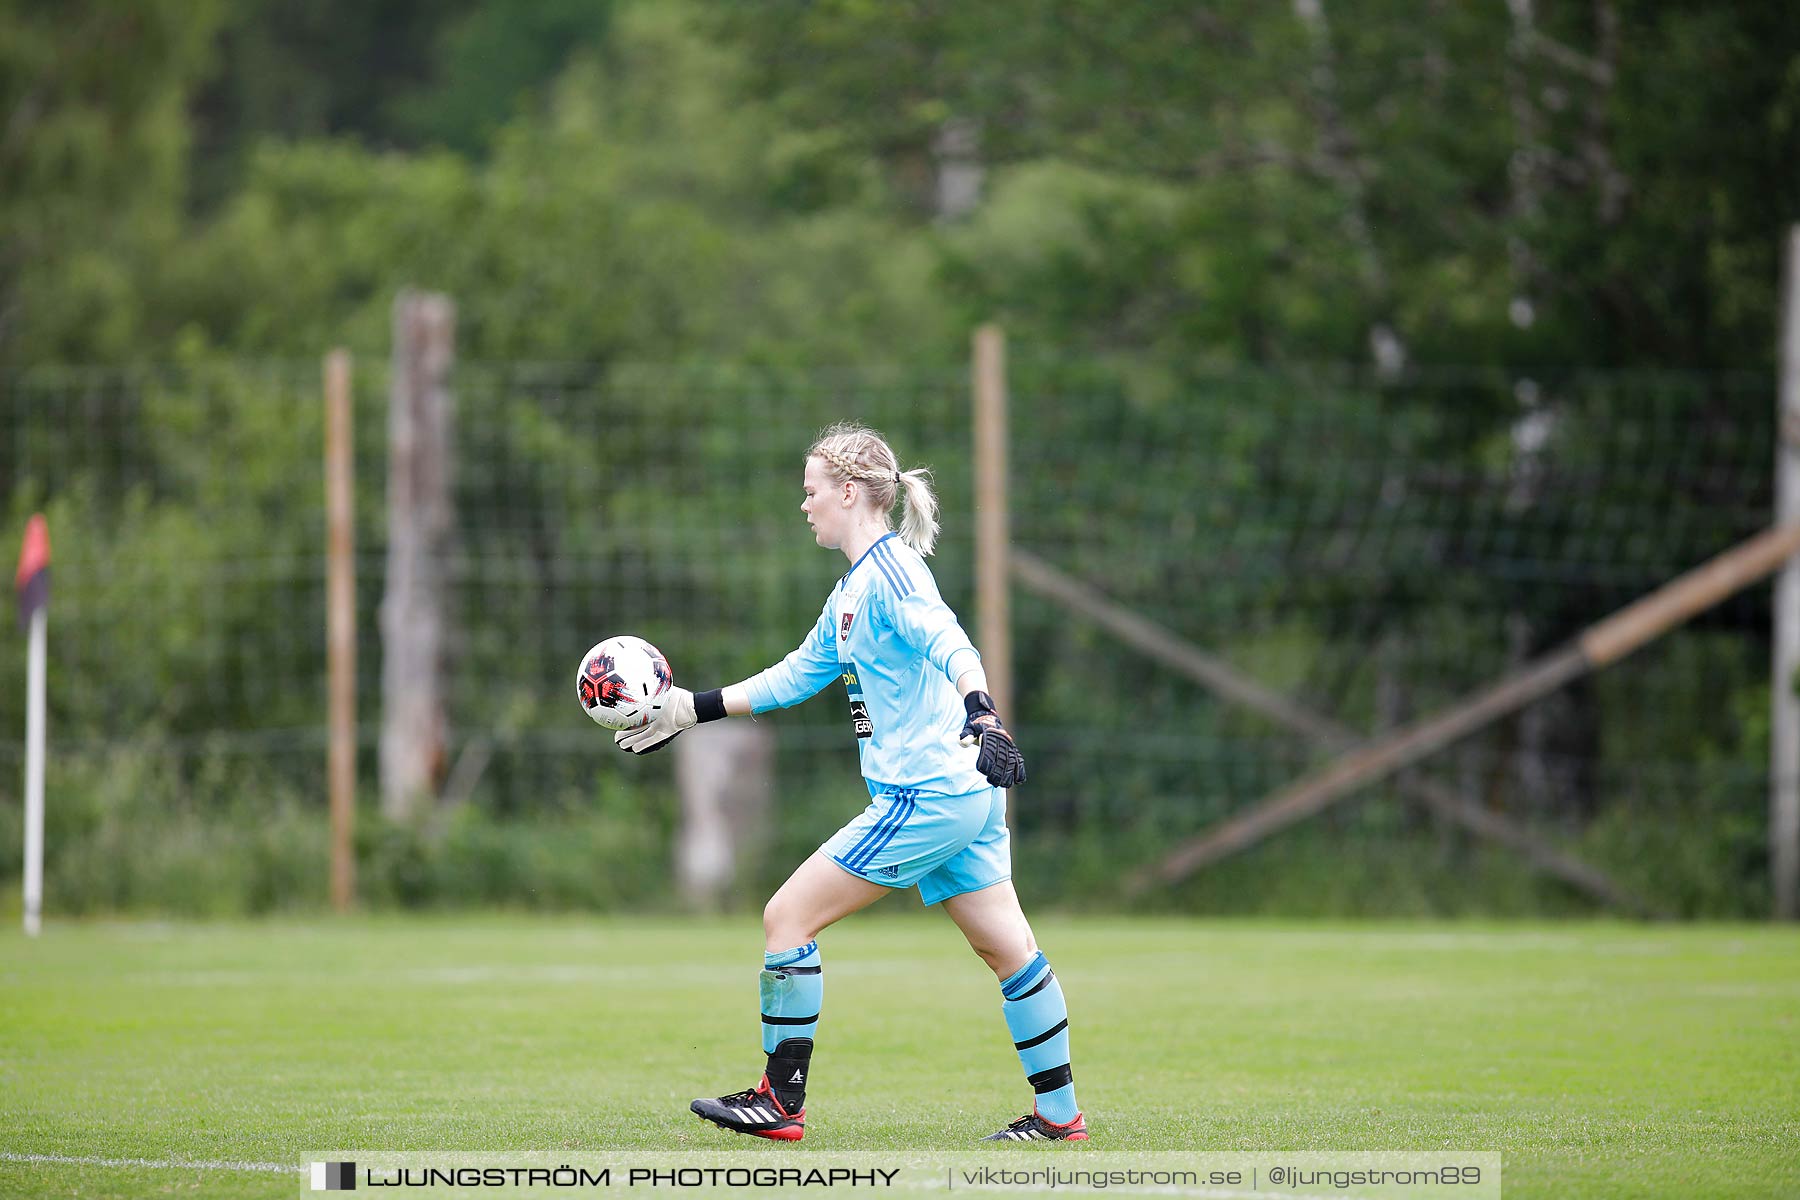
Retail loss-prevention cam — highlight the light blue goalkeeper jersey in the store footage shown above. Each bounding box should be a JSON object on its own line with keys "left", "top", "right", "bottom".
{"left": 743, "top": 532, "right": 988, "bottom": 796}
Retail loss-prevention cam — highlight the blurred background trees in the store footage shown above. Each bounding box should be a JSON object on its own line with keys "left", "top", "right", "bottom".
{"left": 4, "top": 0, "right": 1795, "bottom": 371}
{"left": 3, "top": 0, "right": 1798, "bottom": 916}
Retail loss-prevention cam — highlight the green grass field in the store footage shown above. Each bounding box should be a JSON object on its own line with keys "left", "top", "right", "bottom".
{"left": 1, "top": 915, "right": 1796, "bottom": 1198}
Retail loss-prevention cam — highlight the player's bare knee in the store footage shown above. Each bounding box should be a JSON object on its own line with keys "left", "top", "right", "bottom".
{"left": 997, "top": 935, "right": 1039, "bottom": 978}
{"left": 971, "top": 937, "right": 1034, "bottom": 979}
{"left": 762, "top": 897, "right": 793, "bottom": 947}
{"left": 971, "top": 944, "right": 1007, "bottom": 975}
{"left": 763, "top": 898, "right": 813, "bottom": 950}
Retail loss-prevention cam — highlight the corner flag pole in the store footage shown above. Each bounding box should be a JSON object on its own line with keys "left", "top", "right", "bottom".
{"left": 23, "top": 603, "right": 44, "bottom": 937}
{"left": 16, "top": 514, "right": 50, "bottom": 937}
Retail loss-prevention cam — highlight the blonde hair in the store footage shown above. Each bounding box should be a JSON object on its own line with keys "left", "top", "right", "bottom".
{"left": 808, "top": 422, "right": 940, "bottom": 556}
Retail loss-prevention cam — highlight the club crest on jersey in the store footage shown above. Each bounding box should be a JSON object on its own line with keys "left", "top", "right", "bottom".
{"left": 840, "top": 612, "right": 855, "bottom": 642}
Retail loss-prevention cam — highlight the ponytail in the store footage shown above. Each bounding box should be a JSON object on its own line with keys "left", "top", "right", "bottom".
{"left": 896, "top": 467, "right": 940, "bottom": 556}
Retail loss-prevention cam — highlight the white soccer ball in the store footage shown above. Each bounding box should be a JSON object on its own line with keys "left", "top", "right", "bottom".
{"left": 576, "top": 635, "right": 673, "bottom": 730}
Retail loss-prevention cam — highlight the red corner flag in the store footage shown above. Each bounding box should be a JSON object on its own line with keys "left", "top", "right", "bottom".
{"left": 15, "top": 514, "right": 49, "bottom": 632}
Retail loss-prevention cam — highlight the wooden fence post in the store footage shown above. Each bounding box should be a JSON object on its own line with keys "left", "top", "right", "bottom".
{"left": 973, "top": 324, "right": 1013, "bottom": 721}
{"left": 324, "top": 348, "right": 356, "bottom": 910}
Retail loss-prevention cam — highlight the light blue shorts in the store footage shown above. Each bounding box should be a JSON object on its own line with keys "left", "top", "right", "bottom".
{"left": 823, "top": 783, "right": 1012, "bottom": 905}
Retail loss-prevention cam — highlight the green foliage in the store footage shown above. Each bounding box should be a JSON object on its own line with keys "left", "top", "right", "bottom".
{"left": 10, "top": 0, "right": 1797, "bottom": 368}
{"left": 22, "top": 746, "right": 323, "bottom": 916}
{"left": 0, "top": 0, "right": 225, "bottom": 361}
{"left": 2, "top": 0, "right": 1793, "bottom": 919}
{"left": 3, "top": 739, "right": 681, "bottom": 916}
{"left": 715, "top": 0, "right": 1800, "bottom": 368}
{"left": 185, "top": 0, "right": 616, "bottom": 202}
{"left": 359, "top": 800, "right": 672, "bottom": 912}
{"left": 149, "top": 5, "right": 956, "bottom": 368}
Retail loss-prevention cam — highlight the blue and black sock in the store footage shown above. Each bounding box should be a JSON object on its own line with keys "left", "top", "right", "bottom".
{"left": 761, "top": 941, "right": 822, "bottom": 1112}
{"left": 999, "top": 951, "right": 1079, "bottom": 1125}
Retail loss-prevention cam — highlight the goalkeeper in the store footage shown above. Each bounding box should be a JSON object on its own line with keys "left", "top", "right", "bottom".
{"left": 615, "top": 422, "right": 1086, "bottom": 1144}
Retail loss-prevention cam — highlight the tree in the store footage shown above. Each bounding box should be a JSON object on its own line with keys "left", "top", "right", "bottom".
{"left": 712, "top": 0, "right": 1800, "bottom": 370}
{"left": 0, "top": 0, "right": 223, "bottom": 361}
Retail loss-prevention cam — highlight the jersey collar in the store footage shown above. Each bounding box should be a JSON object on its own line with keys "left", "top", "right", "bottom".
{"left": 842, "top": 531, "right": 899, "bottom": 583}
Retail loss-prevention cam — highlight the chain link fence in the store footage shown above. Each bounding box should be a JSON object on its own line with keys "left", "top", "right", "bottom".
{"left": 0, "top": 356, "right": 1777, "bottom": 914}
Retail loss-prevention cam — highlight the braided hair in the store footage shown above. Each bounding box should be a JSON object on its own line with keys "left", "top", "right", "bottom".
{"left": 807, "top": 422, "right": 940, "bottom": 556}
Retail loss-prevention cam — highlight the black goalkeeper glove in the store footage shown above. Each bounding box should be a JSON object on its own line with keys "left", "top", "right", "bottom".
{"left": 960, "top": 690, "right": 1027, "bottom": 789}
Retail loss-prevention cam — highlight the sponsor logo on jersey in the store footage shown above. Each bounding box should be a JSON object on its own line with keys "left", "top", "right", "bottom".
{"left": 841, "top": 662, "right": 873, "bottom": 738}
{"left": 849, "top": 700, "right": 874, "bottom": 738}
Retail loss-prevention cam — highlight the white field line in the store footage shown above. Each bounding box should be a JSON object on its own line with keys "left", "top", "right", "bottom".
{"left": 0, "top": 1151, "right": 298, "bottom": 1174}
{"left": 103, "top": 961, "right": 933, "bottom": 988}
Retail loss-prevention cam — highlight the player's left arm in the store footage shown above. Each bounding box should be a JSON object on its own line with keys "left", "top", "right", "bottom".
{"left": 887, "top": 583, "right": 1027, "bottom": 789}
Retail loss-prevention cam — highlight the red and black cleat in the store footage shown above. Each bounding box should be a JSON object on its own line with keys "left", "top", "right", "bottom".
{"left": 981, "top": 1108, "right": 1088, "bottom": 1142}
{"left": 690, "top": 1076, "right": 805, "bottom": 1141}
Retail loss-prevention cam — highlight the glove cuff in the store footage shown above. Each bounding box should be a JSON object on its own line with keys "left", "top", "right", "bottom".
{"left": 963, "top": 689, "right": 997, "bottom": 718}
{"left": 693, "top": 688, "right": 727, "bottom": 724}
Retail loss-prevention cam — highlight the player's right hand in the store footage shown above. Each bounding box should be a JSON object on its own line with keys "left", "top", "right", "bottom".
{"left": 615, "top": 686, "right": 697, "bottom": 755}
{"left": 960, "top": 690, "right": 1027, "bottom": 788}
